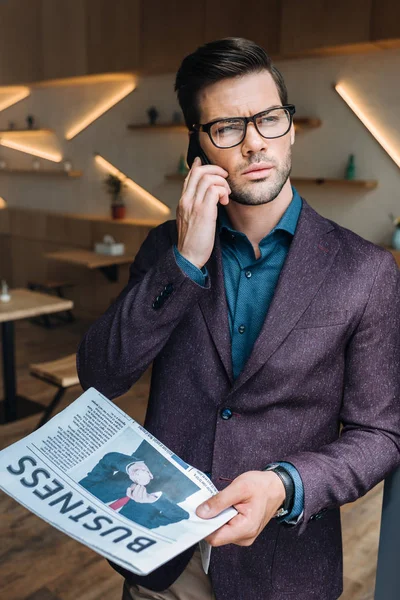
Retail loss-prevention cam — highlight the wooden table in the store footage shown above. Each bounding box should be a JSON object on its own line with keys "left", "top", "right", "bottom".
{"left": 0, "top": 288, "right": 74, "bottom": 423}
{"left": 44, "top": 249, "right": 135, "bottom": 282}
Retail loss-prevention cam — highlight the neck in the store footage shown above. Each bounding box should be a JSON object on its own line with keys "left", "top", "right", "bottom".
{"left": 225, "top": 179, "right": 293, "bottom": 256}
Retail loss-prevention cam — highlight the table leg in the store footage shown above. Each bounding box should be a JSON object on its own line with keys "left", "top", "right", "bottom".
{"left": 0, "top": 320, "right": 47, "bottom": 424}
{"left": 1, "top": 320, "right": 17, "bottom": 422}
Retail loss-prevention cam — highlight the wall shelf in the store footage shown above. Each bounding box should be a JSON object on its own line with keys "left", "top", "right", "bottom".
{"left": 165, "top": 173, "right": 186, "bottom": 181}
{"left": 293, "top": 117, "right": 322, "bottom": 131}
{"left": 127, "top": 123, "right": 186, "bottom": 132}
{"left": 0, "top": 168, "right": 82, "bottom": 177}
{"left": 166, "top": 174, "right": 378, "bottom": 189}
{"left": 0, "top": 128, "right": 54, "bottom": 134}
{"left": 291, "top": 177, "right": 378, "bottom": 189}
{"left": 128, "top": 117, "right": 322, "bottom": 133}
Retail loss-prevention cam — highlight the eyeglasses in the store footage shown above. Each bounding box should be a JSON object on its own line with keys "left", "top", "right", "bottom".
{"left": 192, "top": 104, "right": 296, "bottom": 149}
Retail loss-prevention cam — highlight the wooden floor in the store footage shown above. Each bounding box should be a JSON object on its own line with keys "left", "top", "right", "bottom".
{"left": 0, "top": 319, "right": 383, "bottom": 599}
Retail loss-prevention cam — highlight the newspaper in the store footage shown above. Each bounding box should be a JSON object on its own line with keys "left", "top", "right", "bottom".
{"left": 0, "top": 387, "right": 237, "bottom": 576}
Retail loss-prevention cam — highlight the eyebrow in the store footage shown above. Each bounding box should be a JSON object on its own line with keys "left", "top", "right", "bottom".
{"left": 207, "top": 104, "right": 283, "bottom": 123}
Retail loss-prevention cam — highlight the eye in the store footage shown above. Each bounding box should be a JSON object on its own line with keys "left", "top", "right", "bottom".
{"left": 214, "top": 121, "right": 242, "bottom": 135}
{"left": 259, "top": 115, "right": 279, "bottom": 124}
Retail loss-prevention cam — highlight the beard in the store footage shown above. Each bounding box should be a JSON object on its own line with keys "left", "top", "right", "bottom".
{"left": 227, "top": 148, "right": 292, "bottom": 206}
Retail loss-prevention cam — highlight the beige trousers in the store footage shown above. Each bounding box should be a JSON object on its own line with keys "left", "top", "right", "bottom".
{"left": 122, "top": 548, "right": 216, "bottom": 600}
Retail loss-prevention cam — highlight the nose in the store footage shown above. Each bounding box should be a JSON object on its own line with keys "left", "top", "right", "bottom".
{"left": 241, "top": 121, "right": 268, "bottom": 156}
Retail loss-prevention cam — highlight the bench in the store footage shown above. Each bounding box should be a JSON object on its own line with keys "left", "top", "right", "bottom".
{"left": 27, "top": 280, "right": 75, "bottom": 327}
{"left": 29, "top": 354, "right": 80, "bottom": 429}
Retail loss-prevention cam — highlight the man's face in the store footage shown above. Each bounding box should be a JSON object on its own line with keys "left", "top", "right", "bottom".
{"left": 127, "top": 463, "right": 152, "bottom": 485}
{"left": 197, "top": 70, "right": 295, "bottom": 206}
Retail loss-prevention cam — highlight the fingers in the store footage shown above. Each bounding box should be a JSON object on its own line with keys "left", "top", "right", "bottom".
{"left": 204, "top": 513, "right": 256, "bottom": 547}
{"left": 183, "top": 157, "right": 229, "bottom": 201}
{"left": 182, "top": 156, "right": 200, "bottom": 193}
{"left": 193, "top": 174, "right": 231, "bottom": 206}
{"left": 196, "top": 479, "right": 250, "bottom": 520}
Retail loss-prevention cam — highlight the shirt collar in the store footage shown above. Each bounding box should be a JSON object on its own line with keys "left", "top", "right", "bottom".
{"left": 218, "top": 186, "right": 302, "bottom": 239}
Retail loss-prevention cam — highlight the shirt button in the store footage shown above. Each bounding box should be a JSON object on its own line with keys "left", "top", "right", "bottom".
{"left": 245, "top": 271, "right": 252, "bottom": 278}
{"left": 238, "top": 324, "right": 246, "bottom": 334}
{"left": 220, "top": 408, "right": 233, "bottom": 420}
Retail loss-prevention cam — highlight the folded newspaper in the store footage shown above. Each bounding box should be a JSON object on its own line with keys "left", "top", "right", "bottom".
{"left": 0, "top": 388, "right": 237, "bottom": 576}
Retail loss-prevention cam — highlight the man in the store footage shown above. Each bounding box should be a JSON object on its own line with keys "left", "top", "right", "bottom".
{"left": 79, "top": 450, "right": 191, "bottom": 529}
{"left": 77, "top": 38, "right": 400, "bottom": 600}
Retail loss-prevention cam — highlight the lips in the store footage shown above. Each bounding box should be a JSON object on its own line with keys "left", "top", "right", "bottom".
{"left": 242, "top": 163, "right": 274, "bottom": 175}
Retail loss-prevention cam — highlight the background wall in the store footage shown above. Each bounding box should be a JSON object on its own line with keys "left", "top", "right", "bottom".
{"left": 0, "top": 47, "right": 399, "bottom": 244}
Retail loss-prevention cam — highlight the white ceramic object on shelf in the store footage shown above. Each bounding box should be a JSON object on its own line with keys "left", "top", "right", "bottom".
{"left": 0, "top": 279, "right": 11, "bottom": 302}
{"left": 94, "top": 234, "right": 125, "bottom": 256}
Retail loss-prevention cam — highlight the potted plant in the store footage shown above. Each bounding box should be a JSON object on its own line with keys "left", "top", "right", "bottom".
{"left": 104, "top": 174, "right": 126, "bottom": 220}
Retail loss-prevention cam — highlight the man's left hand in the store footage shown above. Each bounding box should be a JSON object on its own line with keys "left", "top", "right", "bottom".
{"left": 196, "top": 470, "right": 286, "bottom": 547}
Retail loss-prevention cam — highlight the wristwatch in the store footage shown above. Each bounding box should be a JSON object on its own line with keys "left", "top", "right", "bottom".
{"left": 263, "top": 463, "right": 295, "bottom": 518}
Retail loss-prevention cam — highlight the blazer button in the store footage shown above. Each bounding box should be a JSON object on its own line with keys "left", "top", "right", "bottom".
{"left": 220, "top": 408, "right": 233, "bottom": 420}
{"left": 164, "top": 283, "right": 174, "bottom": 295}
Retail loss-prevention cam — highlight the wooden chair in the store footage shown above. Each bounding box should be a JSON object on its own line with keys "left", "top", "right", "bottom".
{"left": 29, "top": 354, "right": 80, "bottom": 429}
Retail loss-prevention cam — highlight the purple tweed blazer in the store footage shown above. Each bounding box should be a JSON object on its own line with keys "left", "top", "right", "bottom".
{"left": 77, "top": 198, "right": 400, "bottom": 600}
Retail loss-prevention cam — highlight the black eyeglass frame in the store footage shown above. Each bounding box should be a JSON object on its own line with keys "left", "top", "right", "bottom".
{"left": 192, "top": 104, "right": 296, "bottom": 149}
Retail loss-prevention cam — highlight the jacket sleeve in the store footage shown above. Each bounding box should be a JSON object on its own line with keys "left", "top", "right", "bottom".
{"left": 76, "top": 223, "right": 210, "bottom": 399}
{"left": 79, "top": 452, "right": 140, "bottom": 485}
{"left": 283, "top": 251, "right": 400, "bottom": 535}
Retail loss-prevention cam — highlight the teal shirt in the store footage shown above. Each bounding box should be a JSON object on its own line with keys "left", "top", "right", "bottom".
{"left": 219, "top": 187, "right": 302, "bottom": 378}
{"left": 173, "top": 187, "right": 304, "bottom": 522}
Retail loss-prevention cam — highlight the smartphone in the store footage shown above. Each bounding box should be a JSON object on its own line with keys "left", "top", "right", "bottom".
{"left": 187, "top": 132, "right": 211, "bottom": 168}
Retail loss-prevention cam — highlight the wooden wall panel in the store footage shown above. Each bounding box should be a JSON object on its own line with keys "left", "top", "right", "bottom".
{"left": 0, "top": 234, "right": 12, "bottom": 283}
{"left": 0, "top": 209, "right": 10, "bottom": 235}
{"left": 10, "top": 237, "right": 48, "bottom": 287}
{"left": 280, "top": 0, "right": 373, "bottom": 56}
{"left": 204, "top": 0, "right": 281, "bottom": 56}
{"left": 0, "top": 0, "right": 42, "bottom": 84}
{"left": 86, "top": 0, "right": 140, "bottom": 74}
{"left": 3, "top": 208, "right": 154, "bottom": 317}
{"left": 45, "top": 214, "right": 93, "bottom": 248}
{"left": 9, "top": 209, "right": 47, "bottom": 241}
{"left": 41, "top": 0, "right": 88, "bottom": 80}
{"left": 140, "top": 0, "right": 205, "bottom": 74}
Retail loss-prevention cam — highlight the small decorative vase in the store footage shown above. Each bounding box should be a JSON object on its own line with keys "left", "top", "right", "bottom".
{"left": 147, "top": 106, "right": 159, "bottom": 126}
{"left": 178, "top": 154, "right": 189, "bottom": 176}
{"left": 111, "top": 204, "right": 126, "bottom": 220}
{"left": 392, "top": 227, "right": 400, "bottom": 250}
{"left": 345, "top": 154, "right": 355, "bottom": 180}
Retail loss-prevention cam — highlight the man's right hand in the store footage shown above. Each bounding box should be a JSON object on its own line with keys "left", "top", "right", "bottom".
{"left": 176, "top": 156, "right": 231, "bottom": 269}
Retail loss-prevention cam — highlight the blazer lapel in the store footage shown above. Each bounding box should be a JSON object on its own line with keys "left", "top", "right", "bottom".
{"left": 228, "top": 199, "right": 340, "bottom": 396}
{"left": 199, "top": 235, "right": 234, "bottom": 384}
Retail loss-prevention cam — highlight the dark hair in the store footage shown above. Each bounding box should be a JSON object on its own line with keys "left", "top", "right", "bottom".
{"left": 175, "top": 37, "right": 288, "bottom": 130}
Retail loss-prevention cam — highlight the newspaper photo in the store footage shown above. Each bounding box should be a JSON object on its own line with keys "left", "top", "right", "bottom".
{"left": 0, "top": 388, "right": 237, "bottom": 576}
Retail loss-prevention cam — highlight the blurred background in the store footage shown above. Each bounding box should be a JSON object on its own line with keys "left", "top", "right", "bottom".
{"left": 0, "top": 1, "right": 399, "bottom": 599}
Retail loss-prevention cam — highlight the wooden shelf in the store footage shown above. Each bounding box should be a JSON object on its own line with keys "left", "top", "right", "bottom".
{"left": 128, "top": 117, "right": 321, "bottom": 133}
{"left": 166, "top": 174, "right": 378, "bottom": 190}
{"left": 127, "top": 123, "right": 186, "bottom": 132}
{"left": 294, "top": 117, "right": 322, "bottom": 131}
{"left": 0, "top": 168, "right": 82, "bottom": 178}
{"left": 0, "top": 128, "right": 54, "bottom": 134}
{"left": 291, "top": 177, "right": 378, "bottom": 189}
{"left": 165, "top": 173, "right": 186, "bottom": 181}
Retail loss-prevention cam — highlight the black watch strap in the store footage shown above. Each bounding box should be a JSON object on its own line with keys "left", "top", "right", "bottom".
{"left": 263, "top": 464, "right": 295, "bottom": 518}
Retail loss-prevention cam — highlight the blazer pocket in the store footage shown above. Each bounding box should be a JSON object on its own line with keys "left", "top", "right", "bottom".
{"left": 294, "top": 308, "right": 349, "bottom": 329}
